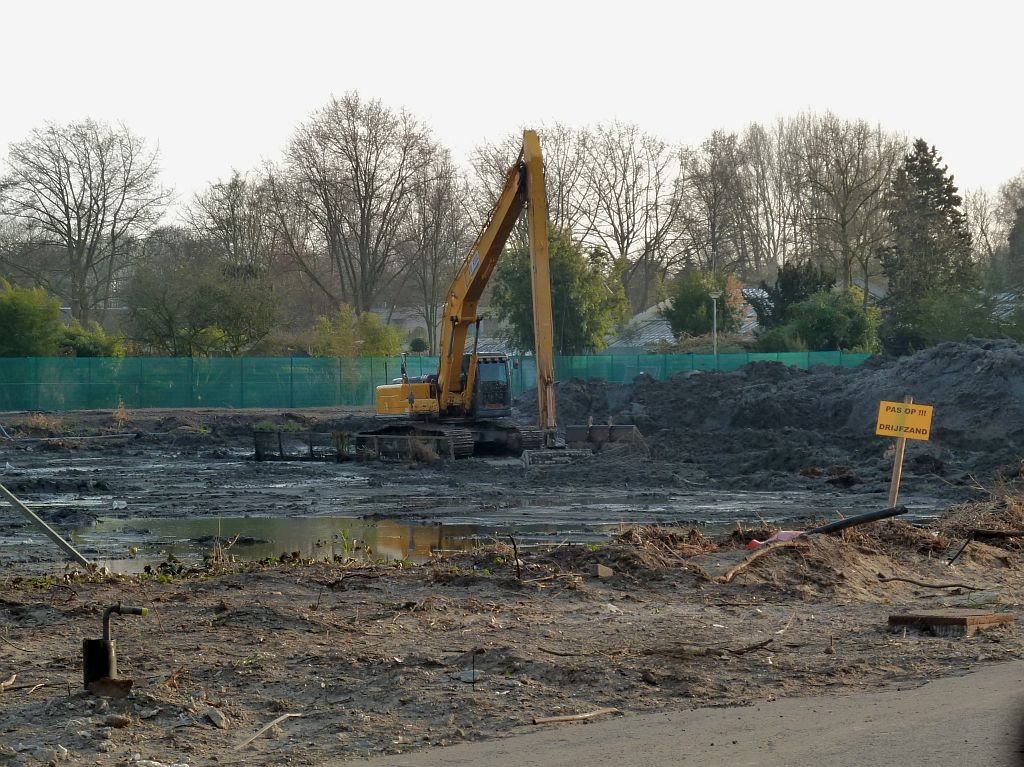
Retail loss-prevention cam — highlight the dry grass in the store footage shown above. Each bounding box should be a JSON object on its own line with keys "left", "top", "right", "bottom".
{"left": 616, "top": 525, "right": 717, "bottom": 568}
{"left": 939, "top": 469, "right": 1024, "bottom": 540}
{"left": 113, "top": 397, "right": 131, "bottom": 430}
{"left": 19, "top": 412, "right": 65, "bottom": 435}
{"left": 204, "top": 534, "right": 240, "bottom": 569}
{"left": 840, "top": 519, "right": 949, "bottom": 554}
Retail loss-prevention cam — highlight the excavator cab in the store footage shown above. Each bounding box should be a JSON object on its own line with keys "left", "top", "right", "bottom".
{"left": 471, "top": 355, "right": 513, "bottom": 418}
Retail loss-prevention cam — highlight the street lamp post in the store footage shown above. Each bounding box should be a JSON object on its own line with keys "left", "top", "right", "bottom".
{"left": 709, "top": 290, "right": 722, "bottom": 357}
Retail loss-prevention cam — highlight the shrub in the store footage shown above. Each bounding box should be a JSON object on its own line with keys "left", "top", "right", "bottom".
{"left": 648, "top": 333, "right": 750, "bottom": 354}
{"left": 309, "top": 306, "right": 402, "bottom": 357}
{"left": 662, "top": 272, "right": 741, "bottom": 336}
{"left": 0, "top": 280, "right": 62, "bottom": 356}
{"left": 748, "top": 261, "right": 834, "bottom": 329}
{"left": 755, "top": 289, "right": 878, "bottom": 352}
{"left": 60, "top": 321, "right": 125, "bottom": 357}
{"left": 877, "top": 288, "right": 1020, "bottom": 355}
{"left": 788, "top": 289, "right": 878, "bottom": 352}
{"left": 754, "top": 324, "right": 808, "bottom": 352}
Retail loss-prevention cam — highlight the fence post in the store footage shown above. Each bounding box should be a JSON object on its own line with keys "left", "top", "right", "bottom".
{"left": 34, "top": 357, "right": 40, "bottom": 411}
{"left": 239, "top": 358, "right": 245, "bottom": 409}
{"left": 138, "top": 357, "right": 144, "bottom": 408}
{"left": 289, "top": 356, "right": 295, "bottom": 409}
{"left": 188, "top": 357, "right": 195, "bottom": 406}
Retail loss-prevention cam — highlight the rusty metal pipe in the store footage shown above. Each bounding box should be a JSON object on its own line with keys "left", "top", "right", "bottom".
{"left": 102, "top": 603, "right": 149, "bottom": 641}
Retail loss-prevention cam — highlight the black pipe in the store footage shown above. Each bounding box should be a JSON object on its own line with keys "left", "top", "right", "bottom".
{"left": 805, "top": 505, "right": 908, "bottom": 536}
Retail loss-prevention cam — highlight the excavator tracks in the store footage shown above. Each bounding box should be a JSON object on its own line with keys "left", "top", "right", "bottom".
{"left": 255, "top": 420, "right": 556, "bottom": 463}
{"left": 511, "top": 424, "right": 543, "bottom": 451}
{"left": 351, "top": 423, "right": 475, "bottom": 460}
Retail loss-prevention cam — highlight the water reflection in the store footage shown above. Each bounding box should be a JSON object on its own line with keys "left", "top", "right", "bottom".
{"left": 72, "top": 516, "right": 615, "bottom": 573}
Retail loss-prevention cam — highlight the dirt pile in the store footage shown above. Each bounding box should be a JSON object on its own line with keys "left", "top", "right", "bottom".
{"left": 515, "top": 339, "right": 1024, "bottom": 488}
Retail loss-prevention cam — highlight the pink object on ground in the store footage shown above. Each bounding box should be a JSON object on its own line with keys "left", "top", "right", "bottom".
{"left": 745, "top": 530, "right": 804, "bottom": 550}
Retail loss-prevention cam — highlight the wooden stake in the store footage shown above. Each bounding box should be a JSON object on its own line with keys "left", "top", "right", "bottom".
{"left": 532, "top": 707, "right": 619, "bottom": 725}
{"left": 887, "top": 395, "right": 913, "bottom": 507}
{"left": 235, "top": 713, "right": 303, "bottom": 751}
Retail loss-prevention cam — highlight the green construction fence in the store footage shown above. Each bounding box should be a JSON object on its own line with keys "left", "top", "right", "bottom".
{"left": 0, "top": 351, "right": 869, "bottom": 412}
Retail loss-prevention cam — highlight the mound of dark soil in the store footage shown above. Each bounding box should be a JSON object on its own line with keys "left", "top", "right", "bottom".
{"left": 513, "top": 339, "right": 1024, "bottom": 489}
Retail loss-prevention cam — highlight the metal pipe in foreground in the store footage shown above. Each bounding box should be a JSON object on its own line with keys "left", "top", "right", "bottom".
{"left": 0, "top": 482, "right": 93, "bottom": 568}
{"left": 103, "top": 603, "right": 149, "bottom": 640}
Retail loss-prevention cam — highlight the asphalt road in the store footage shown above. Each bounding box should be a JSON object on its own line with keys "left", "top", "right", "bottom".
{"left": 354, "top": 660, "right": 1024, "bottom": 767}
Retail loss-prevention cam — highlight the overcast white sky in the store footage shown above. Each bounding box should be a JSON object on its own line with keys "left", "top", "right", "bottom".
{"left": 3, "top": 0, "right": 1021, "bottom": 206}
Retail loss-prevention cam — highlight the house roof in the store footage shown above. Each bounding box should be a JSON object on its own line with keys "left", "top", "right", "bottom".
{"left": 603, "top": 300, "right": 676, "bottom": 352}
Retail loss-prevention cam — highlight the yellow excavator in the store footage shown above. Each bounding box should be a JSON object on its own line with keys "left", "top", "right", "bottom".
{"left": 366, "top": 130, "right": 558, "bottom": 458}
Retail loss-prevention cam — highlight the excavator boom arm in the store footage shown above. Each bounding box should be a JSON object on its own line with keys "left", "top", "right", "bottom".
{"left": 435, "top": 131, "right": 557, "bottom": 441}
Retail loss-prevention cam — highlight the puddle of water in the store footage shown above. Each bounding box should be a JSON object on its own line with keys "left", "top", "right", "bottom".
{"left": 72, "top": 516, "right": 617, "bottom": 574}
{"left": 23, "top": 494, "right": 113, "bottom": 508}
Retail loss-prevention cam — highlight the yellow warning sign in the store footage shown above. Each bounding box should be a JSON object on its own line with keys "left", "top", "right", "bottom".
{"left": 875, "top": 401, "right": 933, "bottom": 441}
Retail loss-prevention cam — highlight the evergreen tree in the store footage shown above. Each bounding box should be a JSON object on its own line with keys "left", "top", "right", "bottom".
{"left": 491, "top": 229, "right": 629, "bottom": 355}
{"left": 748, "top": 261, "right": 834, "bottom": 330}
{"left": 662, "top": 271, "right": 741, "bottom": 337}
{"left": 879, "top": 139, "right": 975, "bottom": 354}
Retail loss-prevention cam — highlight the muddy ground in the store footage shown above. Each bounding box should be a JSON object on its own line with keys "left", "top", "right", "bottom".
{"left": 2, "top": 339, "right": 1024, "bottom": 765}
{"left": 0, "top": 519, "right": 1022, "bottom": 766}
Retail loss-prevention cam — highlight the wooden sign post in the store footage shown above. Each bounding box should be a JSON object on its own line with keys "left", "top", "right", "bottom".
{"left": 875, "top": 396, "right": 934, "bottom": 506}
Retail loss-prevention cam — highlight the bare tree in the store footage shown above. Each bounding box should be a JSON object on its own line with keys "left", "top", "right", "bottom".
{"left": 537, "top": 123, "right": 593, "bottom": 237}
{"left": 276, "top": 92, "right": 434, "bottom": 313}
{"left": 736, "top": 120, "right": 807, "bottom": 271}
{"left": 996, "top": 171, "right": 1024, "bottom": 233}
{"left": 964, "top": 187, "right": 1002, "bottom": 264}
{"left": 264, "top": 166, "right": 338, "bottom": 314}
{"left": 582, "top": 121, "right": 681, "bottom": 311}
{"left": 403, "top": 150, "right": 470, "bottom": 353}
{"left": 676, "top": 131, "right": 747, "bottom": 275}
{"left": 799, "top": 114, "right": 904, "bottom": 292}
{"left": 187, "top": 171, "right": 278, "bottom": 274}
{"left": 0, "top": 119, "right": 170, "bottom": 323}
{"left": 964, "top": 172, "right": 1024, "bottom": 287}
{"left": 468, "top": 122, "right": 593, "bottom": 249}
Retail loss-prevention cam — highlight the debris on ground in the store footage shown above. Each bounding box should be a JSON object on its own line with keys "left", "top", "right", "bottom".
{"left": 0, "top": 522, "right": 1021, "bottom": 765}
